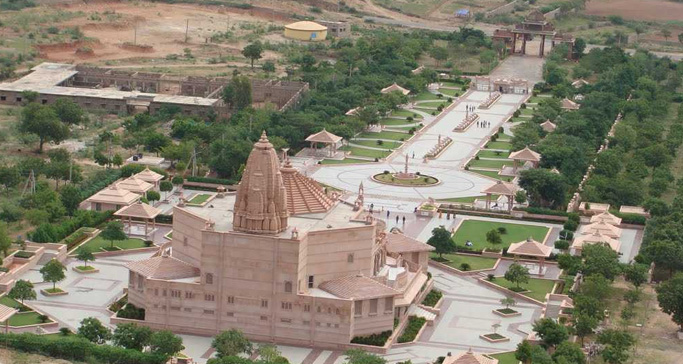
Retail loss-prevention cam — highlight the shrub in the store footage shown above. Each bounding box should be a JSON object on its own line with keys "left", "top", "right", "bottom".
{"left": 30, "top": 210, "right": 112, "bottom": 243}
{"left": 38, "top": 314, "right": 49, "bottom": 323}
{"left": 487, "top": 274, "right": 496, "bottom": 281}
{"left": 460, "top": 263, "right": 471, "bottom": 271}
{"left": 185, "top": 176, "right": 236, "bottom": 185}
{"left": 397, "top": 316, "right": 427, "bottom": 343}
{"left": 422, "top": 289, "right": 443, "bottom": 307}
{"left": 144, "top": 240, "right": 154, "bottom": 247}
{"left": 563, "top": 219, "right": 578, "bottom": 232}
{"left": 497, "top": 227, "right": 507, "bottom": 234}
{"left": 13, "top": 251, "right": 34, "bottom": 259}
{"left": 554, "top": 240, "right": 570, "bottom": 250}
{"left": 117, "top": 303, "right": 145, "bottom": 320}
{"left": 59, "top": 327, "right": 71, "bottom": 336}
{"left": 559, "top": 230, "right": 574, "bottom": 240}
{"left": 350, "top": 330, "right": 392, "bottom": 346}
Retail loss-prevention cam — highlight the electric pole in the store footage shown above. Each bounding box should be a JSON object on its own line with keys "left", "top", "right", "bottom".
{"left": 185, "top": 19, "right": 189, "bottom": 43}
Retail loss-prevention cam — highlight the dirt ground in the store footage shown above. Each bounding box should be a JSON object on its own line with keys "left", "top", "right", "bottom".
{"left": 585, "top": 0, "right": 683, "bottom": 22}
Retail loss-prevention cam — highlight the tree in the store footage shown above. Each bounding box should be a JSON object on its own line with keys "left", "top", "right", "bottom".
{"left": 146, "top": 190, "right": 160, "bottom": 204}
{"left": 100, "top": 221, "right": 127, "bottom": 250}
{"left": 573, "top": 313, "right": 598, "bottom": 345}
{"left": 533, "top": 317, "right": 569, "bottom": 349}
{"left": 143, "top": 132, "right": 171, "bottom": 156}
{"left": 597, "top": 329, "right": 634, "bottom": 364}
{"left": 59, "top": 184, "right": 81, "bottom": 216}
{"left": 623, "top": 263, "right": 648, "bottom": 288}
{"left": 77, "top": 317, "right": 110, "bottom": 344}
{"left": 242, "top": 41, "right": 263, "bottom": 68}
{"left": 262, "top": 60, "right": 276, "bottom": 73}
{"left": 679, "top": 32, "right": 683, "bottom": 45}
{"left": 553, "top": 341, "right": 586, "bottom": 364}
{"left": 112, "top": 153, "right": 123, "bottom": 168}
{"left": 8, "top": 279, "right": 36, "bottom": 305}
{"left": 212, "top": 329, "right": 253, "bottom": 357}
{"left": 222, "top": 76, "right": 253, "bottom": 111}
{"left": 429, "top": 46, "right": 448, "bottom": 67}
{"left": 75, "top": 247, "right": 95, "bottom": 268}
{"left": 257, "top": 343, "right": 281, "bottom": 362}
{"left": 582, "top": 243, "right": 622, "bottom": 280}
{"left": 19, "top": 103, "right": 70, "bottom": 153}
{"left": 0, "top": 165, "right": 21, "bottom": 195}
{"left": 515, "top": 340, "right": 533, "bottom": 364}
{"left": 0, "top": 222, "right": 12, "bottom": 256}
{"left": 344, "top": 349, "right": 386, "bottom": 364}
{"left": 661, "top": 29, "right": 671, "bottom": 42}
{"left": 644, "top": 240, "right": 683, "bottom": 277}
{"left": 515, "top": 190, "right": 527, "bottom": 204}
{"left": 529, "top": 345, "right": 553, "bottom": 364}
{"left": 160, "top": 181, "right": 173, "bottom": 200}
{"left": 112, "top": 322, "right": 152, "bottom": 351}
{"left": 39, "top": 258, "right": 66, "bottom": 290}
{"left": 504, "top": 263, "right": 530, "bottom": 289}
{"left": 634, "top": 25, "right": 645, "bottom": 42}
{"left": 52, "top": 98, "right": 85, "bottom": 125}
{"left": 426, "top": 226, "right": 454, "bottom": 258}
{"left": 655, "top": 272, "right": 683, "bottom": 332}
{"left": 172, "top": 175, "right": 184, "bottom": 187}
{"left": 580, "top": 274, "right": 611, "bottom": 300}
{"left": 500, "top": 297, "right": 516, "bottom": 309}
{"left": 486, "top": 229, "right": 502, "bottom": 245}
{"left": 149, "top": 330, "right": 184, "bottom": 356}
{"left": 518, "top": 168, "right": 568, "bottom": 209}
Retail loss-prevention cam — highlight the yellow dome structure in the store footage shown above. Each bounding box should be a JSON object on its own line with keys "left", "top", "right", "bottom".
{"left": 284, "top": 21, "right": 328, "bottom": 42}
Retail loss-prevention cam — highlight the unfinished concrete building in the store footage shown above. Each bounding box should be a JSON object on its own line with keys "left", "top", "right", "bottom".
{"left": 0, "top": 63, "right": 308, "bottom": 117}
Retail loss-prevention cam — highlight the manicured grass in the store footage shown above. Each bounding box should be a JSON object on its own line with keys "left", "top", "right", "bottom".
{"left": 353, "top": 140, "right": 403, "bottom": 149}
{"left": 414, "top": 107, "right": 437, "bottom": 114}
{"left": 391, "top": 109, "right": 422, "bottom": 119}
{"left": 490, "top": 352, "right": 518, "bottom": 364}
{"left": 477, "top": 150, "right": 509, "bottom": 159}
{"left": 380, "top": 118, "right": 419, "bottom": 126}
{"left": 485, "top": 141, "right": 513, "bottom": 150}
{"left": 484, "top": 333, "right": 506, "bottom": 340}
{"left": 81, "top": 236, "right": 146, "bottom": 251}
{"left": 357, "top": 131, "right": 409, "bottom": 141}
{"left": 438, "top": 195, "right": 484, "bottom": 203}
{"left": 320, "top": 158, "right": 370, "bottom": 165}
{"left": 469, "top": 169, "right": 508, "bottom": 181}
{"left": 413, "top": 91, "right": 440, "bottom": 101}
{"left": 44, "top": 288, "right": 64, "bottom": 294}
{"left": 418, "top": 101, "right": 449, "bottom": 108}
{"left": 430, "top": 253, "right": 498, "bottom": 271}
{"left": 437, "top": 88, "right": 460, "bottom": 97}
{"left": 188, "top": 193, "right": 211, "bottom": 205}
{"left": 76, "top": 266, "right": 95, "bottom": 271}
{"left": 494, "top": 277, "right": 556, "bottom": 302}
{"left": 0, "top": 296, "right": 24, "bottom": 309}
{"left": 469, "top": 159, "right": 512, "bottom": 169}
{"left": 374, "top": 173, "right": 439, "bottom": 186}
{"left": 451, "top": 220, "right": 550, "bottom": 251}
{"left": 519, "top": 108, "right": 535, "bottom": 115}
{"left": 440, "top": 81, "right": 465, "bottom": 87}
{"left": 497, "top": 308, "right": 518, "bottom": 314}
{"left": 7, "top": 312, "right": 45, "bottom": 327}
{"left": 339, "top": 146, "right": 391, "bottom": 159}
{"left": 528, "top": 95, "right": 552, "bottom": 104}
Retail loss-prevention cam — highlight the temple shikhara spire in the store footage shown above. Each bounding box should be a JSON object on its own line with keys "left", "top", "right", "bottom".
{"left": 233, "top": 131, "right": 289, "bottom": 234}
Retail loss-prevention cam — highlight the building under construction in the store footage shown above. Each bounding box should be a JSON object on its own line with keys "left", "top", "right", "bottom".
{"left": 0, "top": 63, "right": 308, "bottom": 117}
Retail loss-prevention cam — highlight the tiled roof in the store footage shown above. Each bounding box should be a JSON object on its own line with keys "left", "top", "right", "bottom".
{"left": 0, "top": 304, "right": 17, "bottom": 322}
{"left": 508, "top": 237, "right": 552, "bottom": 257}
{"left": 319, "top": 275, "right": 398, "bottom": 300}
{"left": 114, "top": 202, "right": 162, "bottom": 219}
{"left": 386, "top": 232, "right": 435, "bottom": 254}
{"left": 134, "top": 167, "right": 164, "bottom": 183}
{"left": 443, "top": 349, "right": 499, "bottom": 364}
{"left": 572, "top": 232, "right": 620, "bottom": 252}
{"left": 482, "top": 180, "right": 517, "bottom": 195}
{"left": 116, "top": 176, "right": 154, "bottom": 194}
{"left": 85, "top": 185, "right": 140, "bottom": 205}
{"left": 305, "top": 129, "right": 342, "bottom": 144}
{"left": 582, "top": 221, "right": 622, "bottom": 238}
{"left": 509, "top": 146, "right": 541, "bottom": 162}
{"left": 561, "top": 98, "right": 580, "bottom": 110}
{"left": 126, "top": 255, "right": 200, "bottom": 280}
{"left": 589, "top": 211, "right": 622, "bottom": 225}
{"left": 540, "top": 120, "right": 557, "bottom": 132}
{"left": 381, "top": 83, "right": 410, "bottom": 96}
{"left": 281, "top": 160, "right": 335, "bottom": 215}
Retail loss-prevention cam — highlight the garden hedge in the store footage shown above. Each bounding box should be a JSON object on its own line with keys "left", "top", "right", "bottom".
{"left": 29, "top": 210, "right": 112, "bottom": 243}
{"left": 350, "top": 330, "right": 392, "bottom": 347}
{"left": 185, "top": 176, "right": 237, "bottom": 185}
{"left": 397, "top": 316, "right": 426, "bottom": 343}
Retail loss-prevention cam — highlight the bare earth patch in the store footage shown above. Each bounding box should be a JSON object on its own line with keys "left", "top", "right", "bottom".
{"left": 585, "top": 0, "right": 683, "bottom": 21}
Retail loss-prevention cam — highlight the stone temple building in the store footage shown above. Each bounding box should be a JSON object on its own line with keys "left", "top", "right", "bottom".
{"left": 124, "top": 132, "right": 434, "bottom": 349}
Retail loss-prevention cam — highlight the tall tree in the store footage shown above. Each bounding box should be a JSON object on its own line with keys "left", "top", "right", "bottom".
{"left": 533, "top": 317, "right": 569, "bottom": 349}
{"left": 655, "top": 272, "right": 683, "bottom": 332}
{"left": 52, "top": 98, "right": 86, "bottom": 125}
{"left": 19, "top": 103, "right": 70, "bottom": 153}
{"left": 39, "top": 258, "right": 66, "bottom": 290}
{"left": 59, "top": 184, "right": 82, "bottom": 215}
{"left": 426, "top": 226, "right": 455, "bottom": 258}
{"left": 242, "top": 41, "right": 263, "bottom": 68}
{"left": 149, "top": 330, "right": 184, "bottom": 357}
{"left": 112, "top": 323, "right": 152, "bottom": 351}
{"left": 0, "top": 222, "right": 12, "bottom": 257}
{"left": 344, "top": 349, "right": 386, "bottom": 364}
{"left": 573, "top": 314, "right": 598, "bottom": 345}
{"left": 518, "top": 168, "right": 568, "bottom": 209}
{"left": 515, "top": 340, "right": 533, "bottom": 364}
{"left": 222, "top": 76, "right": 253, "bottom": 111}
{"left": 75, "top": 247, "right": 95, "bottom": 268}
{"left": 77, "top": 317, "right": 111, "bottom": 344}
{"left": 597, "top": 329, "right": 634, "bottom": 364}
{"left": 504, "top": 263, "right": 530, "bottom": 289}
{"left": 582, "top": 243, "right": 622, "bottom": 280}
{"left": 623, "top": 263, "right": 648, "bottom": 289}
{"left": 552, "top": 341, "right": 586, "bottom": 364}
{"left": 8, "top": 279, "right": 36, "bottom": 305}
{"left": 212, "top": 329, "right": 253, "bottom": 357}
{"left": 100, "top": 221, "right": 127, "bottom": 250}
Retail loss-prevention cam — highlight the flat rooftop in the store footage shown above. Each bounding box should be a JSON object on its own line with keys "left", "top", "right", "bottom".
{"left": 179, "top": 192, "right": 367, "bottom": 239}
{"left": 0, "top": 63, "right": 218, "bottom": 107}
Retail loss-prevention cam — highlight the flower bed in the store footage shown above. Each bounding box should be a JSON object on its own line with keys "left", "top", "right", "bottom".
{"left": 63, "top": 227, "right": 97, "bottom": 251}
{"left": 73, "top": 266, "right": 99, "bottom": 274}
{"left": 422, "top": 289, "right": 443, "bottom": 307}
{"left": 13, "top": 251, "right": 34, "bottom": 259}
{"left": 480, "top": 333, "right": 509, "bottom": 342}
{"left": 41, "top": 288, "right": 67, "bottom": 296}
{"left": 350, "top": 330, "right": 392, "bottom": 347}
{"left": 397, "top": 315, "right": 426, "bottom": 343}
{"left": 493, "top": 308, "right": 521, "bottom": 317}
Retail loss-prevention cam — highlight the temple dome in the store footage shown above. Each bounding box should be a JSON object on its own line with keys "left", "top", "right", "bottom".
{"left": 233, "top": 131, "right": 289, "bottom": 234}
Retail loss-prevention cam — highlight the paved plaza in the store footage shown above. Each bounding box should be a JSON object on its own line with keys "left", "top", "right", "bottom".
{"left": 311, "top": 91, "right": 527, "bottom": 202}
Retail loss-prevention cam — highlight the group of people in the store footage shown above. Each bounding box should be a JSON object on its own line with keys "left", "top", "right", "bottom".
{"left": 476, "top": 120, "right": 490, "bottom": 128}
{"left": 466, "top": 104, "right": 476, "bottom": 112}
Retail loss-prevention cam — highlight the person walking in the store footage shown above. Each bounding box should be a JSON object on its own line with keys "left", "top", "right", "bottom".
{"left": 387, "top": 210, "right": 390, "bottom": 218}
{"left": 395, "top": 215, "right": 399, "bottom": 224}
{"left": 402, "top": 216, "right": 406, "bottom": 225}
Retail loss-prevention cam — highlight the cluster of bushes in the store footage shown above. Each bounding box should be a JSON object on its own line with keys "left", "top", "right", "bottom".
{"left": 78, "top": 169, "right": 122, "bottom": 202}
{"left": 422, "top": 289, "right": 443, "bottom": 307}
{"left": 0, "top": 333, "right": 167, "bottom": 364}
{"left": 13, "top": 251, "right": 34, "bottom": 259}
{"left": 185, "top": 176, "right": 237, "bottom": 185}
{"left": 563, "top": 213, "right": 580, "bottom": 232}
{"left": 397, "top": 316, "right": 427, "bottom": 343}
{"left": 108, "top": 294, "right": 128, "bottom": 313}
{"left": 154, "top": 214, "right": 173, "bottom": 224}
{"left": 610, "top": 210, "right": 646, "bottom": 225}
{"left": 517, "top": 207, "right": 569, "bottom": 217}
{"left": 350, "top": 330, "right": 391, "bottom": 347}
{"left": 60, "top": 227, "right": 96, "bottom": 250}
{"left": 30, "top": 210, "right": 112, "bottom": 243}
{"left": 117, "top": 303, "right": 145, "bottom": 320}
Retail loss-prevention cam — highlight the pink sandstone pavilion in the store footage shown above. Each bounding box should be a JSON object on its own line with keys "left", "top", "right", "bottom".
{"left": 124, "top": 132, "right": 434, "bottom": 350}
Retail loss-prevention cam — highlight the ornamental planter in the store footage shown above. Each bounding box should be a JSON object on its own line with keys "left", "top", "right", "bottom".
{"left": 40, "top": 288, "right": 68, "bottom": 297}
{"left": 72, "top": 266, "right": 99, "bottom": 274}
{"left": 480, "top": 333, "right": 510, "bottom": 343}
{"left": 492, "top": 308, "right": 522, "bottom": 317}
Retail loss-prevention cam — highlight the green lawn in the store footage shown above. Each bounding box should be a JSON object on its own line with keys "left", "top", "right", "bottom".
{"left": 469, "top": 159, "right": 512, "bottom": 169}
{"left": 477, "top": 150, "right": 510, "bottom": 159}
{"left": 485, "top": 141, "right": 512, "bottom": 150}
{"left": 82, "top": 236, "right": 147, "bottom": 251}
{"left": 494, "top": 277, "right": 556, "bottom": 302}
{"left": 6, "top": 312, "right": 46, "bottom": 327}
{"left": 413, "top": 91, "right": 440, "bottom": 101}
{"left": 320, "top": 158, "right": 370, "bottom": 165}
{"left": 188, "top": 193, "right": 211, "bottom": 205}
{"left": 357, "top": 131, "right": 409, "bottom": 141}
{"left": 418, "top": 101, "right": 449, "bottom": 108}
{"left": 528, "top": 95, "right": 553, "bottom": 104}
{"left": 519, "top": 108, "right": 535, "bottom": 116}
{"left": 469, "top": 169, "right": 508, "bottom": 181}
{"left": 452, "top": 220, "right": 550, "bottom": 251}
{"left": 437, "top": 88, "right": 460, "bottom": 97}
{"left": 340, "top": 146, "right": 391, "bottom": 159}
{"left": 431, "top": 253, "right": 498, "bottom": 270}
{"left": 414, "top": 107, "right": 437, "bottom": 114}
{"left": 490, "top": 352, "right": 518, "bottom": 364}
{"left": 391, "top": 109, "right": 422, "bottom": 119}
{"left": 0, "top": 296, "right": 24, "bottom": 309}
{"left": 380, "top": 118, "right": 418, "bottom": 126}
{"left": 353, "top": 140, "right": 403, "bottom": 149}
{"left": 440, "top": 81, "right": 465, "bottom": 87}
